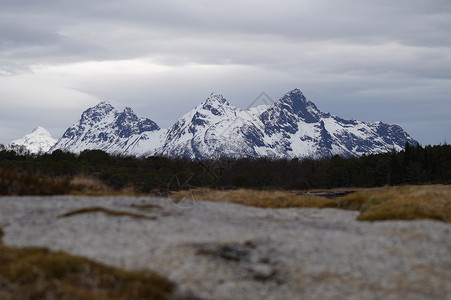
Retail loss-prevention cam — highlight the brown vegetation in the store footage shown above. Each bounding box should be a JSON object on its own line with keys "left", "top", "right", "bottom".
{"left": 0, "top": 168, "right": 71, "bottom": 195}
{"left": 69, "top": 176, "right": 113, "bottom": 195}
{"left": 349, "top": 185, "right": 451, "bottom": 222}
{"left": 58, "top": 206, "right": 157, "bottom": 220}
{"left": 172, "top": 188, "right": 334, "bottom": 208}
{"left": 0, "top": 169, "right": 135, "bottom": 196}
{"left": 0, "top": 228, "right": 174, "bottom": 300}
{"left": 172, "top": 185, "right": 451, "bottom": 222}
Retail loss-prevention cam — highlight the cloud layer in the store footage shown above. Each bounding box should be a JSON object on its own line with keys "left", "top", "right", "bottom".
{"left": 1, "top": 0, "right": 450, "bottom": 145}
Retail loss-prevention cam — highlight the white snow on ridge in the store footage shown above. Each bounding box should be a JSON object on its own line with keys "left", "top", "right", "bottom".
{"left": 289, "top": 123, "right": 321, "bottom": 158}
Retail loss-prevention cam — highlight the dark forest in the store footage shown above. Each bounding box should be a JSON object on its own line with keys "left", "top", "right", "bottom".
{"left": 1, "top": 143, "right": 450, "bottom": 195}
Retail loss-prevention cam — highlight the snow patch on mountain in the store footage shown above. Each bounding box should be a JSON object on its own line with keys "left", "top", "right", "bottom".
{"left": 7, "top": 126, "right": 57, "bottom": 154}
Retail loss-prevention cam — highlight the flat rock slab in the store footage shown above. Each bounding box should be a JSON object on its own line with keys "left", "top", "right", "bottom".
{"left": 0, "top": 196, "right": 450, "bottom": 300}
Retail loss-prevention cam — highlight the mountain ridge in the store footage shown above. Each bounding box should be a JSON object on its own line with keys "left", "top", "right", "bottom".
{"left": 16, "top": 88, "right": 418, "bottom": 159}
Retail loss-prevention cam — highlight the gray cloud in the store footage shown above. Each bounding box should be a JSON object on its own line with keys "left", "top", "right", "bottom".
{"left": 0, "top": 0, "right": 450, "bottom": 145}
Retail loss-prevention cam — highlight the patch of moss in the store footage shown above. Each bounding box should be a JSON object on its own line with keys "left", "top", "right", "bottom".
{"left": 0, "top": 227, "right": 174, "bottom": 300}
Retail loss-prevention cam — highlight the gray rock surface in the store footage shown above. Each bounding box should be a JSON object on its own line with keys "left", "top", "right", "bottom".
{"left": 0, "top": 196, "right": 450, "bottom": 299}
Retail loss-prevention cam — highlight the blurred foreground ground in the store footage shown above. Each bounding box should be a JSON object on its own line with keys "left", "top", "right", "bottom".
{"left": 0, "top": 195, "right": 450, "bottom": 299}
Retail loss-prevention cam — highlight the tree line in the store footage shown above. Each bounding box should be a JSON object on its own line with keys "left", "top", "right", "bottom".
{"left": 0, "top": 143, "right": 450, "bottom": 193}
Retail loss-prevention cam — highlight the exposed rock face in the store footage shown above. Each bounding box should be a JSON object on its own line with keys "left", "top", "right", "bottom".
{"left": 0, "top": 196, "right": 449, "bottom": 299}
{"left": 50, "top": 102, "right": 159, "bottom": 154}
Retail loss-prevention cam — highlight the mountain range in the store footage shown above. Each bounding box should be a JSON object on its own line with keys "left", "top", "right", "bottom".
{"left": 9, "top": 88, "right": 417, "bottom": 158}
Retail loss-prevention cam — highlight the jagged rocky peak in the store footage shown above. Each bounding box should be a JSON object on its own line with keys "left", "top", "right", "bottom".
{"left": 180, "top": 92, "right": 238, "bottom": 130}
{"left": 116, "top": 107, "right": 139, "bottom": 126}
{"left": 276, "top": 88, "right": 321, "bottom": 122}
{"left": 122, "top": 106, "right": 136, "bottom": 115}
{"left": 114, "top": 107, "right": 139, "bottom": 138}
{"left": 260, "top": 88, "right": 320, "bottom": 135}
{"left": 77, "top": 101, "right": 159, "bottom": 135}
{"left": 200, "top": 93, "right": 236, "bottom": 117}
{"left": 138, "top": 117, "right": 160, "bottom": 133}
{"left": 80, "top": 101, "right": 117, "bottom": 124}
{"left": 95, "top": 101, "right": 115, "bottom": 110}
{"left": 115, "top": 106, "right": 160, "bottom": 137}
{"left": 204, "top": 92, "right": 228, "bottom": 104}
{"left": 50, "top": 101, "right": 160, "bottom": 153}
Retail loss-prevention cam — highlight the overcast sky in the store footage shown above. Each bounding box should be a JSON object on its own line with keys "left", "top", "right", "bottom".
{"left": 1, "top": 0, "right": 450, "bottom": 146}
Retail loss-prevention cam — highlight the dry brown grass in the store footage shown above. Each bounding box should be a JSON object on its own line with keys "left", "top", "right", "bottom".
{"left": 0, "top": 228, "right": 174, "bottom": 300}
{"left": 69, "top": 176, "right": 142, "bottom": 196}
{"left": 0, "top": 168, "right": 71, "bottom": 195}
{"left": 348, "top": 185, "right": 451, "bottom": 222}
{"left": 172, "top": 188, "right": 335, "bottom": 208}
{"left": 58, "top": 206, "right": 158, "bottom": 221}
{"left": 69, "top": 176, "right": 114, "bottom": 195}
{"left": 172, "top": 185, "right": 451, "bottom": 222}
{"left": 0, "top": 171, "right": 124, "bottom": 196}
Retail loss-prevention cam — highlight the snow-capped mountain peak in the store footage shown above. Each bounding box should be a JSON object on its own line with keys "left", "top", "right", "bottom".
{"left": 269, "top": 88, "right": 321, "bottom": 122}
{"left": 198, "top": 93, "right": 237, "bottom": 119}
{"left": 259, "top": 88, "right": 320, "bottom": 136}
{"left": 81, "top": 101, "right": 116, "bottom": 124}
{"left": 205, "top": 92, "right": 227, "bottom": 104}
{"left": 8, "top": 126, "right": 57, "bottom": 154}
{"left": 50, "top": 101, "right": 160, "bottom": 154}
